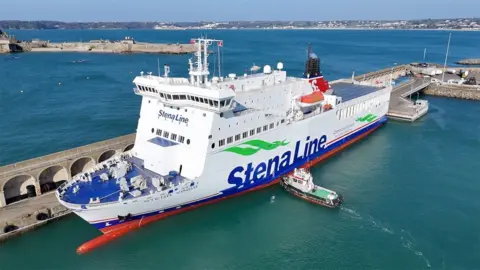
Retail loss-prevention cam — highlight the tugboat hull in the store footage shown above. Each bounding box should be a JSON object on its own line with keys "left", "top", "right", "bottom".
{"left": 280, "top": 178, "right": 343, "bottom": 208}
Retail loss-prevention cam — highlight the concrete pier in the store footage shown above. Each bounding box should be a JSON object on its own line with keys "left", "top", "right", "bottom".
{"left": 387, "top": 78, "right": 431, "bottom": 121}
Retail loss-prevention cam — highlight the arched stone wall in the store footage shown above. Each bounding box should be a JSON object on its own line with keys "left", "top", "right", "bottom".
{"left": 98, "top": 150, "right": 116, "bottom": 163}
{"left": 124, "top": 144, "right": 134, "bottom": 152}
{"left": 2, "top": 174, "right": 36, "bottom": 205}
{"left": 38, "top": 165, "right": 69, "bottom": 193}
{"left": 70, "top": 157, "right": 95, "bottom": 177}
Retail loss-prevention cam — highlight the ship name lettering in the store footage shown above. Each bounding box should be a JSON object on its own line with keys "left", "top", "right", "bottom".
{"left": 227, "top": 135, "right": 327, "bottom": 186}
{"left": 158, "top": 110, "right": 189, "bottom": 124}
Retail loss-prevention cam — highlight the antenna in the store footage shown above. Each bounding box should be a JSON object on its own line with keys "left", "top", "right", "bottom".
{"left": 157, "top": 58, "right": 160, "bottom": 76}
{"left": 189, "top": 37, "right": 223, "bottom": 85}
{"left": 441, "top": 33, "right": 451, "bottom": 83}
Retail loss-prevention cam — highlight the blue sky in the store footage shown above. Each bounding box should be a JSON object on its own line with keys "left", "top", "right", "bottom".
{"left": 1, "top": 0, "right": 479, "bottom": 21}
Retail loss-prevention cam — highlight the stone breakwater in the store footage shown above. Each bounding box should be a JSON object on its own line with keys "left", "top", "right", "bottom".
{"left": 455, "top": 59, "right": 480, "bottom": 65}
{"left": 21, "top": 41, "right": 197, "bottom": 54}
{"left": 424, "top": 84, "right": 480, "bottom": 100}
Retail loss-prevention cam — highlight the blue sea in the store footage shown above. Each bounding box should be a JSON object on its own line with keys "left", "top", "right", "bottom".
{"left": 0, "top": 29, "right": 479, "bottom": 270}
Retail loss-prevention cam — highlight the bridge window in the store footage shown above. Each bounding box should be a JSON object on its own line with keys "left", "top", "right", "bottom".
{"left": 263, "top": 125, "right": 268, "bottom": 131}
{"left": 219, "top": 139, "right": 225, "bottom": 147}
{"left": 214, "top": 100, "right": 219, "bottom": 107}
{"left": 243, "top": 132, "right": 248, "bottom": 139}
{"left": 235, "top": 134, "right": 241, "bottom": 141}
{"left": 250, "top": 129, "right": 255, "bottom": 136}
{"left": 227, "top": 137, "right": 233, "bottom": 144}
{"left": 179, "top": 136, "right": 185, "bottom": 143}
{"left": 220, "top": 100, "right": 226, "bottom": 107}
{"left": 156, "top": 129, "right": 162, "bottom": 135}
{"left": 257, "top": 127, "right": 261, "bottom": 133}
{"left": 171, "top": 133, "right": 177, "bottom": 141}
{"left": 269, "top": 123, "right": 274, "bottom": 129}
{"left": 163, "top": 131, "right": 169, "bottom": 138}
{"left": 179, "top": 95, "right": 187, "bottom": 100}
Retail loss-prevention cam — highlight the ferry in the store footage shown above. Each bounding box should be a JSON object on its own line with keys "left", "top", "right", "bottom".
{"left": 55, "top": 37, "right": 392, "bottom": 254}
{"left": 280, "top": 167, "right": 343, "bottom": 208}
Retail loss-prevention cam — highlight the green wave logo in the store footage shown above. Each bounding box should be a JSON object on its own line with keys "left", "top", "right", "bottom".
{"left": 356, "top": 114, "right": 377, "bottom": 123}
{"left": 223, "top": 139, "right": 289, "bottom": 156}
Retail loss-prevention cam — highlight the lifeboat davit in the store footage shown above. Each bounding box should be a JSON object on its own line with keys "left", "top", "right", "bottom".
{"left": 300, "top": 91, "right": 324, "bottom": 104}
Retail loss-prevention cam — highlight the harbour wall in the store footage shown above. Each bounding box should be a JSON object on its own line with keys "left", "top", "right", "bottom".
{"left": 0, "top": 134, "right": 135, "bottom": 236}
{"left": 424, "top": 84, "right": 480, "bottom": 100}
{"left": 18, "top": 41, "right": 196, "bottom": 54}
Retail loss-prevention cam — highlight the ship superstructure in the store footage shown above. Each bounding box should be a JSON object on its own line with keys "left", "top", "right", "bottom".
{"left": 56, "top": 37, "right": 392, "bottom": 253}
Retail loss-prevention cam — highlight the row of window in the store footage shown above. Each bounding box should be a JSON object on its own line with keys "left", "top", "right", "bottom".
{"left": 337, "top": 97, "right": 382, "bottom": 120}
{"left": 137, "top": 85, "right": 233, "bottom": 109}
{"left": 214, "top": 119, "right": 285, "bottom": 149}
{"left": 151, "top": 128, "right": 191, "bottom": 145}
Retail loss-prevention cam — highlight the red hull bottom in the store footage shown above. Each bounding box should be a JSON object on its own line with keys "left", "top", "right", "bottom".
{"left": 76, "top": 122, "right": 383, "bottom": 254}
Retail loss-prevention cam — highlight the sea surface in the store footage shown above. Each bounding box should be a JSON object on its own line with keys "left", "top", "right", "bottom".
{"left": 0, "top": 29, "right": 479, "bottom": 270}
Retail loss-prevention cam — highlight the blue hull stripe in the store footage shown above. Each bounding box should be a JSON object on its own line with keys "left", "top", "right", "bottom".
{"left": 91, "top": 116, "right": 387, "bottom": 230}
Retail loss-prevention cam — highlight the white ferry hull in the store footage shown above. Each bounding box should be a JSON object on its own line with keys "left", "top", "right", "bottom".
{"left": 67, "top": 95, "right": 389, "bottom": 233}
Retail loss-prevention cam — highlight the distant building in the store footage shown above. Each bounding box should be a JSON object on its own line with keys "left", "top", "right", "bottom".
{"left": 121, "top": 36, "right": 135, "bottom": 44}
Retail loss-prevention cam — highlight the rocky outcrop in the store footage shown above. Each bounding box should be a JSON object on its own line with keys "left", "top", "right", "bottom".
{"left": 455, "top": 59, "right": 480, "bottom": 65}
{"left": 424, "top": 85, "right": 480, "bottom": 100}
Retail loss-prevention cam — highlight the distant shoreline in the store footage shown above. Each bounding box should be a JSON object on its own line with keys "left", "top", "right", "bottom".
{"left": 6, "top": 28, "right": 479, "bottom": 32}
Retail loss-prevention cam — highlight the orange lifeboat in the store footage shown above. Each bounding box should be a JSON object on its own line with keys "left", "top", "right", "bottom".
{"left": 300, "top": 91, "right": 324, "bottom": 104}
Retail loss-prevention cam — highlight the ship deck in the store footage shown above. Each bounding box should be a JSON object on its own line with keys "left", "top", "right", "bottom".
{"left": 59, "top": 157, "right": 185, "bottom": 205}
{"left": 331, "top": 82, "right": 381, "bottom": 102}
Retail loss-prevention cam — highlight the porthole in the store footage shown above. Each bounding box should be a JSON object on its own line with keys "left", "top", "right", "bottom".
{"left": 220, "top": 112, "right": 224, "bottom": 117}
{"left": 211, "top": 143, "right": 215, "bottom": 149}
{"left": 187, "top": 139, "right": 191, "bottom": 145}
{"left": 151, "top": 128, "right": 154, "bottom": 133}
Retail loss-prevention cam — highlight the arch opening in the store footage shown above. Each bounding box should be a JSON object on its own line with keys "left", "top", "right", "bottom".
{"left": 70, "top": 157, "right": 95, "bottom": 177}
{"left": 124, "top": 144, "right": 134, "bottom": 152}
{"left": 3, "top": 175, "right": 36, "bottom": 205}
{"left": 39, "top": 166, "right": 69, "bottom": 193}
{"left": 98, "top": 150, "right": 116, "bottom": 163}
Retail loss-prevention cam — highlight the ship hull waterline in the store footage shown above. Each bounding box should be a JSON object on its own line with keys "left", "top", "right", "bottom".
{"left": 76, "top": 117, "right": 387, "bottom": 255}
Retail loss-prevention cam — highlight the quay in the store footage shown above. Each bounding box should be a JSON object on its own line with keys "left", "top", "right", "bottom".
{"left": 1, "top": 62, "right": 479, "bottom": 243}
{"left": 0, "top": 134, "right": 135, "bottom": 240}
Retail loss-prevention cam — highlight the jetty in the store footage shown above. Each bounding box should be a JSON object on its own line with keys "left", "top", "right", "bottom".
{"left": 1, "top": 61, "right": 479, "bottom": 243}
{"left": 1, "top": 34, "right": 196, "bottom": 54}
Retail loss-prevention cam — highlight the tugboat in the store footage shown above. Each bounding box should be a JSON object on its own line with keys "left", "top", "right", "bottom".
{"left": 280, "top": 168, "right": 343, "bottom": 208}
